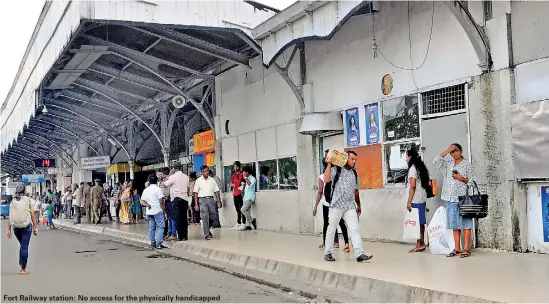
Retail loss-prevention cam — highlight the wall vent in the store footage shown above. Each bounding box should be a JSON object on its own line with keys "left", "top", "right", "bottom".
{"left": 421, "top": 84, "right": 466, "bottom": 115}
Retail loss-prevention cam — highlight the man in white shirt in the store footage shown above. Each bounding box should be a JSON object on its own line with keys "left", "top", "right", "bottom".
{"left": 140, "top": 174, "right": 168, "bottom": 249}
{"left": 193, "top": 165, "right": 222, "bottom": 240}
{"left": 164, "top": 165, "right": 190, "bottom": 241}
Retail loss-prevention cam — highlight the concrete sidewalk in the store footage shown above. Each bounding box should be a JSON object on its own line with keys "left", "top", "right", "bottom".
{"left": 53, "top": 218, "right": 547, "bottom": 303}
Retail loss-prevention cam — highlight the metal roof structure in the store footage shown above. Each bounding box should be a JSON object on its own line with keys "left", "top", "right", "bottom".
{"left": 1, "top": 0, "right": 274, "bottom": 176}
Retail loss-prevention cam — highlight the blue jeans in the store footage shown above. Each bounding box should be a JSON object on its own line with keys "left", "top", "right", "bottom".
{"left": 47, "top": 214, "right": 53, "bottom": 226}
{"left": 147, "top": 212, "right": 165, "bottom": 247}
{"left": 167, "top": 219, "right": 177, "bottom": 237}
{"left": 13, "top": 225, "right": 32, "bottom": 269}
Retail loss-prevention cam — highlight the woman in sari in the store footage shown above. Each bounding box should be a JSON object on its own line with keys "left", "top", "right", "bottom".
{"left": 119, "top": 181, "right": 132, "bottom": 224}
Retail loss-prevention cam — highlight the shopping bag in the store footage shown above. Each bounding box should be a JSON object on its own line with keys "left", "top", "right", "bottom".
{"left": 427, "top": 206, "right": 456, "bottom": 255}
{"left": 403, "top": 208, "right": 420, "bottom": 240}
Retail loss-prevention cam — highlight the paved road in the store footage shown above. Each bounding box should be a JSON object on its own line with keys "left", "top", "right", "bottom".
{"left": 1, "top": 224, "right": 298, "bottom": 303}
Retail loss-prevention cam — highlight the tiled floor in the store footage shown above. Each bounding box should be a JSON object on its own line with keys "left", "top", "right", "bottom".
{"left": 56, "top": 219, "right": 548, "bottom": 302}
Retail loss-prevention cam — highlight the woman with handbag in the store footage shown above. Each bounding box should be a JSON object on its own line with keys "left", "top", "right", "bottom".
{"left": 434, "top": 143, "right": 475, "bottom": 258}
{"left": 405, "top": 149, "right": 430, "bottom": 253}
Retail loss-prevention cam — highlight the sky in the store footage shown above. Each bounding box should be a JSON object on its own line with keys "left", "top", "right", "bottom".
{"left": 0, "top": 0, "right": 296, "bottom": 105}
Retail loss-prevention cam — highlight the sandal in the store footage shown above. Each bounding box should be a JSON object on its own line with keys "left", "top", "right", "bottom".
{"left": 334, "top": 243, "right": 340, "bottom": 248}
{"left": 344, "top": 244, "right": 350, "bottom": 253}
{"left": 319, "top": 244, "right": 325, "bottom": 249}
{"left": 408, "top": 246, "right": 426, "bottom": 253}
{"left": 460, "top": 249, "right": 471, "bottom": 258}
{"left": 446, "top": 250, "right": 461, "bottom": 257}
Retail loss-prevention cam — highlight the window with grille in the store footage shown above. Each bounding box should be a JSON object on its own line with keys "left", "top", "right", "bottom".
{"left": 421, "top": 84, "right": 466, "bottom": 115}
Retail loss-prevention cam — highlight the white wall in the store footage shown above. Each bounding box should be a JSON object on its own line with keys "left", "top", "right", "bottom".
{"left": 215, "top": 56, "right": 302, "bottom": 231}
{"left": 527, "top": 183, "right": 549, "bottom": 254}
{"left": 307, "top": 1, "right": 481, "bottom": 113}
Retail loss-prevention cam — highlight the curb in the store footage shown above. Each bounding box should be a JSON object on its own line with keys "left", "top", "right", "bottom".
{"left": 53, "top": 220, "right": 492, "bottom": 303}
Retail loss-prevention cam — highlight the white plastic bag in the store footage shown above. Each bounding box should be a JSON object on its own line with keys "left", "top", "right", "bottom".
{"left": 427, "top": 206, "right": 456, "bottom": 255}
{"left": 403, "top": 208, "right": 420, "bottom": 240}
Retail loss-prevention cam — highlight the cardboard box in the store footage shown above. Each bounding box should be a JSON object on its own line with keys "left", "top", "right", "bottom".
{"left": 327, "top": 149, "right": 348, "bottom": 167}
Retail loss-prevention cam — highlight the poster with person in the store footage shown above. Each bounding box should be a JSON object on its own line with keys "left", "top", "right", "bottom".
{"left": 365, "top": 102, "right": 380, "bottom": 145}
{"left": 542, "top": 186, "right": 549, "bottom": 242}
{"left": 345, "top": 108, "right": 360, "bottom": 147}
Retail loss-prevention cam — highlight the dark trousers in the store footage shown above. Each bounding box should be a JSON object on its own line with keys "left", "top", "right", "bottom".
{"left": 233, "top": 195, "right": 245, "bottom": 225}
{"left": 116, "top": 201, "right": 121, "bottom": 219}
{"left": 173, "top": 197, "right": 188, "bottom": 241}
{"left": 14, "top": 225, "right": 32, "bottom": 270}
{"left": 322, "top": 205, "right": 349, "bottom": 245}
{"left": 192, "top": 202, "right": 201, "bottom": 224}
{"left": 163, "top": 198, "right": 170, "bottom": 237}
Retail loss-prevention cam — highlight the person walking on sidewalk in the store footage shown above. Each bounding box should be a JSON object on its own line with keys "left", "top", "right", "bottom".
{"left": 229, "top": 161, "right": 246, "bottom": 230}
{"left": 188, "top": 172, "right": 200, "bottom": 225}
{"left": 140, "top": 174, "right": 168, "bottom": 249}
{"left": 194, "top": 165, "right": 222, "bottom": 240}
{"left": 44, "top": 201, "right": 55, "bottom": 229}
{"left": 324, "top": 151, "right": 373, "bottom": 263}
{"left": 64, "top": 187, "right": 72, "bottom": 219}
{"left": 6, "top": 184, "right": 39, "bottom": 275}
{"left": 72, "top": 184, "right": 83, "bottom": 225}
{"left": 164, "top": 165, "right": 190, "bottom": 242}
{"left": 119, "top": 181, "right": 133, "bottom": 225}
{"left": 405, "top": 149, "right": 430, "bottom": 253}
{"left": 239, "top": 166, "right": 257, "bottom": 231}
{"left": 91, "top": 179, "right": 104, "bottom": 224}
{"left": 210, "top": 169, "right": 223, "bottom": 228}
{"left": 32, "top": 193, "right": 41, "bottom": 225}
{"left": 157, "top": 168, "right": 171, "bottom": 239}
{"left": 314, "top": 153, "right": 350, "bottom": 252}
{"left": 132, "top": 189, "right": 142, "bottom": 224}
{"left": 83, "top": 182, "right": 92, "bottom": 224}
{"left": 434, "top": 143, "right": 475, "bottom": 258}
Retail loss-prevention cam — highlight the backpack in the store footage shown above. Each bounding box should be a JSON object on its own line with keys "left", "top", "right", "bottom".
{"left": 323, "top": 167, "right": 358, "bottom": 203}
{"left": 9, "top": 196, "right": 32, "bottom": 228}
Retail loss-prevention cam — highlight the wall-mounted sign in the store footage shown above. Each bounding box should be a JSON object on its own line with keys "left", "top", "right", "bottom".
{"left": 47, "top": 168, "right": 72, "bottom": 175}
{"left": 34, "top": 159, "right": 56, "bottom": 168}
{"left": 365, "top": 102, "right": 380, "bottom": 145}
{"left": 22, "top": 174, "right": 45, "bottom": 184}
{"left": 81, "top": 156, "right": 110, "bottom": 170}
{"left": 381, "top": 74, "right": 393, "bottom": 95}
{"left": 193, "top": 130, "right": 215, "bottom": 154}
{"left": 345, "top": 108, "right": 360, "bottom": 147}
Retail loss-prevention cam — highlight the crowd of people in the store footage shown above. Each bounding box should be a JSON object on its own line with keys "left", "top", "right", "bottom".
{"left": 313, "top": 142, "right": 475, "bottom": 263}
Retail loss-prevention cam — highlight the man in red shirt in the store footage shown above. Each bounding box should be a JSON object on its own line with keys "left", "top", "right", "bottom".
{"left": 229, "top": 161, "right": 246, "bottom": 230}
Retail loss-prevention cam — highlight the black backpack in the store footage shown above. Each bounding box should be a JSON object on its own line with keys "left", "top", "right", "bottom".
{"left": 323, "top": 167, "right": 358, "bottom": 203}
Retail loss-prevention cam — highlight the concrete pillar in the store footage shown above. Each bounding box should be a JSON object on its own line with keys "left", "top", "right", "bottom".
{"left": 128, "top": 159, "right": 135, "bottom": 180}
{"left": 468, "top": 68, "right": 527, "bottom": 251}
{"left": 295, "top": 119, "right": 317, "bottom": 234}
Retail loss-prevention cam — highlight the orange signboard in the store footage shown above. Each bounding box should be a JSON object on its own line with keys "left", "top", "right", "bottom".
{"left": 193, "top": 130, "right": 215, "bottom": 154}
{"left": 205, "top": 153, "right": 215, "bottom": 167}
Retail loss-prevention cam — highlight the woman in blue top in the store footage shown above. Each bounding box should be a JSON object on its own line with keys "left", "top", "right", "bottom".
{"left": 132, "top": 189, "right": 142, "bottom": 224}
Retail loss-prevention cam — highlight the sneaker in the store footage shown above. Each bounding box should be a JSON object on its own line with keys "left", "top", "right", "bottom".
{"left": 324, "top": 254, "right": 336, "bottom": 262}
{"left": 356, "top": 254, "right": 373, "bottom": 262}
{"left": 230, "top": 224, "right": 240, "bottom": 230}
{"left": 151, "top": 243, "right": 157, "bottom": 249}
{"left": 243, "top": 225, "right": 252, "bottom": 231}
{"left": 208, "top": 231, "right": 214, "bottom": 238}
{"left": 156, "top": 244, "right": 168, "bottom": 249}
{"left": 251, "top": 219, "right": 257, "bottom": 230}
{"left": 236, "top": 225, "right": 247, "bottom": 231}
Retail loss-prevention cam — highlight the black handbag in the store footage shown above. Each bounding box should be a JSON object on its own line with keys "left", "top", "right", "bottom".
{"left": 458, "top": 181, "right": 488, "bottom": 218}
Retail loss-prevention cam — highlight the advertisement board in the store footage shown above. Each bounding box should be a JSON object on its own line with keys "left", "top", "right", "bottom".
{"left": 22, "top": 174, "right": 45, "bottom": 184}
{"left": 193, "top": 130, "right": 215, "bottom": 154}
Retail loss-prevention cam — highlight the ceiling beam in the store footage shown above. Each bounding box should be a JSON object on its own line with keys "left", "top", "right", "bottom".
{"left": 127, "top": 26, "right": 250, "bottom": 67}
{"left": 75, "top": 78, "right": 156, "bottom": 104}
{"left": 88, "top": 63, "right": 179, "bottom": 95}
{"left": 59, "top": 91, "right": 125, "bottom": 114}
{"left": 45, "top": 97, "right": 122, "bottom": 121}
{"left": 83, "top": 35, "right": 213, "bottom": 80}
{"left": 33, "top": 119, "right": 100, "bottom": 156}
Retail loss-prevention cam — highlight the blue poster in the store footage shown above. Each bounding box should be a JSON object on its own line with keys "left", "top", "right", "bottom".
{"left": 542, "top": 186, "right": 549, "bottom": 242}
{"left": 345, "top": 108, "right": 360, "bottom": 147}
{"left": 365, "top": 103, "right": 380, "bottom": 145}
